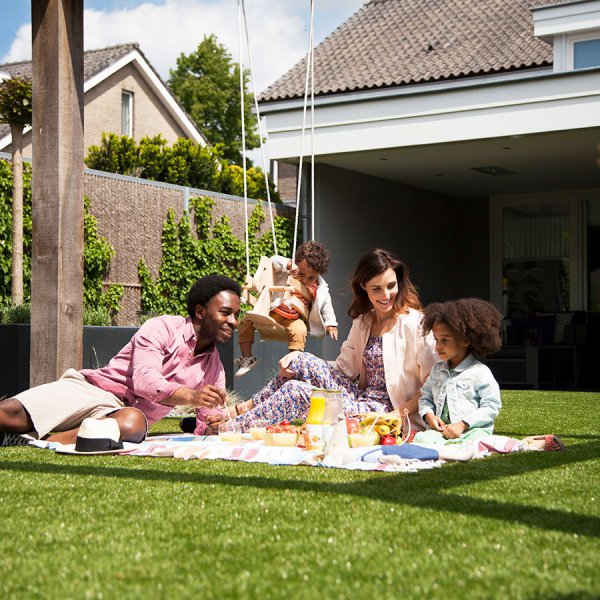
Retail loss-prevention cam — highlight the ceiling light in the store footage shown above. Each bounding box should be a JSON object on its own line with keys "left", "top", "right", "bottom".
{"left": 471, "top": 166, "right": 516, "bottom": 176}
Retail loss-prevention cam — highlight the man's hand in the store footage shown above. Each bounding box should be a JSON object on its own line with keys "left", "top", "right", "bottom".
{"left": 189, "top": 385, "right": 227, "bottom": 409}
{"left": 164, "top": 385, "right": 227, "bottom": 409}
{"left": 442, "top": 420, "right": 467, "bottom": 439}
{"left": 326, "top": 326, "right": 338, "bottom": 341}
{"left": 425, "top": 412, "right": 446, "bottom": 432}
{"left": 278, "top": 351, "right": 301, "bottom": 378}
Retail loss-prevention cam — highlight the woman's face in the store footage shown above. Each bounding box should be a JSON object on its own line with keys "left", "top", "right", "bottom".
{"left": 362, "top": 268, "right": 398, "bottom": 318}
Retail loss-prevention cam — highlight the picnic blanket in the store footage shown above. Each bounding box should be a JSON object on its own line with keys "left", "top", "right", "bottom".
{"left": 30, "top": 431, "right": 531, "bottom": 473}
{"left": 31, "top": 434, "right": 446, "bottom": 473}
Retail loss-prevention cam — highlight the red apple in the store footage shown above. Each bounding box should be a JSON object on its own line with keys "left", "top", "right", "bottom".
{"left": 346, "top": 418, "right": 360, "bottom": 434}
{"left": 380, "top": 435, "right": 396, "bottom": 446}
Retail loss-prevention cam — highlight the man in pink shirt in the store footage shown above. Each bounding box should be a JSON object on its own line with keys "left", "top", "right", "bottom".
{"left": 0, "top": 275, "right": 241, "bottom": 447}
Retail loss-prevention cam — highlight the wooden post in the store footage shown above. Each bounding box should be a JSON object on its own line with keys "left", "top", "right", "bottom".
{"left": 30, "top": 0, "right": 84, "bottom": 386}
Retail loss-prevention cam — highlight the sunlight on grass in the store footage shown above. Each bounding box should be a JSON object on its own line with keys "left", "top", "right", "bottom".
{"left": 1, "top": 390, "right": 598, "bottom": 599}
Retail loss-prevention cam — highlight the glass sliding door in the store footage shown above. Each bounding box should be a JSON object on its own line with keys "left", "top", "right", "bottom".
{"left": 587, "top": 199, "right": 600, "bottom": 312}
{"left": 502, "top": 203, "right": 570, "bottom": 317}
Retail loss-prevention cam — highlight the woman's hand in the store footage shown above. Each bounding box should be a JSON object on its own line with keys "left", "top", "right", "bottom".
{"left": 326, "top": 326, "right": 338, "bottom": 340}
{"left": 425, "top": 412, "right": 446, "bottom": 432}
{"left": 278, "top": 351, "right": 302, "bottom": 378}
{"left": 442, "top": 420, "right": 468, "bottom": 439}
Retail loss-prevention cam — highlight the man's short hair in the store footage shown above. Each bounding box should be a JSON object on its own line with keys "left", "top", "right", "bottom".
{"left": 187, "top": 275, "right": 242, "bottom": 317}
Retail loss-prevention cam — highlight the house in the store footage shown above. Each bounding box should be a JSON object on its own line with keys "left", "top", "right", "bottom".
{"left": 0, "top": 43, "right": 206, "bottom": 156}
{"left": 258, "top": 0, "right": 600, "bottom": 388}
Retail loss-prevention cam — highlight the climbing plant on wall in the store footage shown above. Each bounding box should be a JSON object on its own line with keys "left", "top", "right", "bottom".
{"left": 138, "top": 196, "right": 294, "bottom": 316}
{"left": 0, "top": 159, "right": 123, "bottom": 315}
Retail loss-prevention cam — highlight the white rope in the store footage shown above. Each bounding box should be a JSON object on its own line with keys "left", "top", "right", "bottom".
{"left": 238, "top": 0, "right": 250, "bottom": 276}
{"left": 310, "top": 0, "right": 315, "bottom": 242}
{"left": 293, "top": 0, "right": 316, "bottom": 258}
{"left": 240, "top": 0, "right": 278, "bottom": 257}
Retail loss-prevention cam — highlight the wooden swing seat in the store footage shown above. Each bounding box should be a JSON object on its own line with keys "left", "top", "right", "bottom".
{"left": 242, "top": 256, "right": 312, "bottom": 343}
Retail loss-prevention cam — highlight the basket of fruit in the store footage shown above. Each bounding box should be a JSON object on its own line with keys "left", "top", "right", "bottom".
{"left": 345, "top": 410, "right": 410, "bottom": 448}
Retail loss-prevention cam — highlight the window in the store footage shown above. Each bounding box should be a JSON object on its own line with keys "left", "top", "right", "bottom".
{"left": 587, "top": 199, "right": 600, "bottom": 312}
{"left": 501, "top": 203, "right": 570, "bottom": 317}
{"left": 573, "top": 38, "right": 600, "bottom": 69}
{"left": 121, "top": 91, "right": 133, "bottom": 137}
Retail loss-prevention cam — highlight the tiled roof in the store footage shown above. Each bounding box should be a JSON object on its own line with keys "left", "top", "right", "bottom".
{"left": 0, "top": 43, "right": 139, "bottom": 84}
{"left": 0, "top": 43, "right": 183, "bottom": 144}
{"left": 259, "top": 0, "right": 565, "bottom": 103}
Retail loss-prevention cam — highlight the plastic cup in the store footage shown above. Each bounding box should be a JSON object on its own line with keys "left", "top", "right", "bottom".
{"left": 248, "top": 420, "right": 269, "bottom": 440}
{"left": 218, "top": 421, "right": 242, "bottom": 443}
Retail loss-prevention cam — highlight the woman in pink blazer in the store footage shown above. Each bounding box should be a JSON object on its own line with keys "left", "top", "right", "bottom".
{"left": 229, "top": 248, "right": 438, "bottom": 432}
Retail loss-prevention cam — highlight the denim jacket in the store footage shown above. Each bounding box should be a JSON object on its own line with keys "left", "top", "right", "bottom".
{"left": 418, "top": 354, "right": 501, "bottom": 432}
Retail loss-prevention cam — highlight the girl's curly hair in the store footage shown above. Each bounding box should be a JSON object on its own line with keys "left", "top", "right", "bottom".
{"left": 422, "top": 298, "right": 502, "bottom": 359}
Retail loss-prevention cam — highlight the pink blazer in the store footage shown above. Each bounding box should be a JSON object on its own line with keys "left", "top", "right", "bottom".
{"left": 331, "top": 308, "right": 438, "bottom": 431}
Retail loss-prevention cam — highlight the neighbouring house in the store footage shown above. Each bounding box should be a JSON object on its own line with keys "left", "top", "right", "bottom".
{"left": 0, "top": 42, "right": 206, "bottom": 156}
{"left": 258, "top": 0, "right": 600, "bottom": 388}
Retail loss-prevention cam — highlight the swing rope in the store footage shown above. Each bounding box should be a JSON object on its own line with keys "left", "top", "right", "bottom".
{"left": 238, "top": 0, "right": 250, "bottom": 277}
{"left": 239, "top": 0, "right": 278, "bottom": 258}
{"left": 292, "top": 0, "right": 316, "bottom": 259}
{"left": 238, "top": 0, "right": 316, "bottom": 276}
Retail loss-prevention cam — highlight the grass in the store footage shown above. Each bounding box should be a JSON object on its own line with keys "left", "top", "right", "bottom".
{"left": 1, "top": 390, "right": 598, "bottom": 599}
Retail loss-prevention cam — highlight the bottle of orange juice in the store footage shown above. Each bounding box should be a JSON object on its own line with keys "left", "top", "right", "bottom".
{"left": 305, "top": 388, "right": 326, "bottom": 450}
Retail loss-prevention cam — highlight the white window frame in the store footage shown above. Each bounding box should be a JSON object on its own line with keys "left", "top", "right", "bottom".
{"left": 567, "top": 31, "right": 600, "bottom": 70}
{"left": 121, "top": 90, "right": 134, "bottom": 137}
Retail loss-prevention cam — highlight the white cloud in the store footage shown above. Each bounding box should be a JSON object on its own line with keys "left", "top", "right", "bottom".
{"left": 2, "top": 0, "right": 311, "bottom": 94}
{"left": 3, "top": 22, "right": 32, "bottom": 65}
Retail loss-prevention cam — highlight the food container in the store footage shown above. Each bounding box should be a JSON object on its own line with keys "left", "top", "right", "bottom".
{"left": 264, "top": 431, "right": 299, "bottom": 447}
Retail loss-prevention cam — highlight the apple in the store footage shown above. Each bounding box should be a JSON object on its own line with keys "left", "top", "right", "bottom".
{"left": 380, "top": 434, "right": 396, "bottom": 445}
{"left": 346, "top": 418, "right": 360, "bottom": 434}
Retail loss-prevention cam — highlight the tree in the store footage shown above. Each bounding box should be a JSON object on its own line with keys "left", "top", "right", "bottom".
{"left": 0, "top": 75, "right": 32, "bottom": 305}
{"left": 85, "top": 133, "right": 279, "bottom": 201}
{"left": 168, "top": 34, "right": 260, "bottom": 165}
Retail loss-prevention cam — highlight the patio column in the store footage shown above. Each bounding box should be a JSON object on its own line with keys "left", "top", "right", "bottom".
{"left": 30, "top": 0, "right": 84, "bottom": 386}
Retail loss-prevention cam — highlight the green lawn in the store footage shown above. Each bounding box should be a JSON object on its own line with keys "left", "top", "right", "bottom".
{"left": 1, "top": 390, "right": 598, "bottom": 599}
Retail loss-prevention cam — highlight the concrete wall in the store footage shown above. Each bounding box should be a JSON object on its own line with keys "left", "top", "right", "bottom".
{"left": 312, "top": 164, "right": 490, "bottom": 359}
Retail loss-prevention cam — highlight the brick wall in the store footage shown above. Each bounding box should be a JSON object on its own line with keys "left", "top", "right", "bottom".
{"left": 83, "top": 170, "right": 294, "bottom": 325}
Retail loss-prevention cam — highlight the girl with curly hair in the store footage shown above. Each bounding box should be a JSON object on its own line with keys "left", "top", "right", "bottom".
{"left": 414, "top": 298, "right": 564, "bottom": 452}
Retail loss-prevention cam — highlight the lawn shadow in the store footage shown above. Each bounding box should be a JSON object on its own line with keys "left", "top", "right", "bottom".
{"left": 2, "top": 439, "right": 599, "bottom": 538}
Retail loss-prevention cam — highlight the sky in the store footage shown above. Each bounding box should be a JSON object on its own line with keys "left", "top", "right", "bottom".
{"left": 0, "top": 0, "right": 364, "bottom": 94}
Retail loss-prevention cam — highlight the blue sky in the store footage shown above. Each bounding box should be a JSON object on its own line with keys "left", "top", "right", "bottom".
{"left": 0, "top": 0, "right": 364, "bottom": 93}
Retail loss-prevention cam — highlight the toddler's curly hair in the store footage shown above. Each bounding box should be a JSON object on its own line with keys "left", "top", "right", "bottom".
{"left": 295, "top": 241, "right": 330, "bottom": 274}
{"left": 422, "top": 298, "right": 502, "bottom": 359}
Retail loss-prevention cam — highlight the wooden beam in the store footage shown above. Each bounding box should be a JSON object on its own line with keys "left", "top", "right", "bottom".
{"left": 30, "top": 0, "right": 84, "bottom": 386}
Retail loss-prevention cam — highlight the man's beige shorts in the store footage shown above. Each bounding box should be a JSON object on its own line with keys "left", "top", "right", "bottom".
{"left": 15, "top": 369, "right": 127, "bottom": 439}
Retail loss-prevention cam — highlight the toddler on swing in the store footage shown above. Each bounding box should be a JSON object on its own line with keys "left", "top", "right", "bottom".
{"left": 234, "top": 241, "right": 338, "bottom": 377}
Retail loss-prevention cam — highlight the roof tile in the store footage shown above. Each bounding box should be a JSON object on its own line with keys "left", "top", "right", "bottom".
{"left": 259, "top": 0, "right": 565, "bottom": 102}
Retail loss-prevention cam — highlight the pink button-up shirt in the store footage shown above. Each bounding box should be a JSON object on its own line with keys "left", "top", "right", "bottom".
{"left": 81, "top": 315, "right": 225, "bottom": 425}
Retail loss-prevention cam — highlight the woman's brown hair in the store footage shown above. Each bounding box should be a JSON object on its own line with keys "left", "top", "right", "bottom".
{"left": 348, "top": 248, "right": 421, "bottom": 319}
